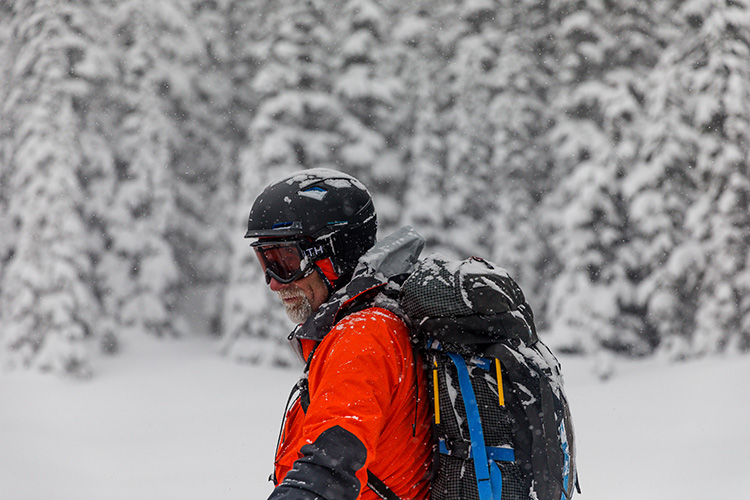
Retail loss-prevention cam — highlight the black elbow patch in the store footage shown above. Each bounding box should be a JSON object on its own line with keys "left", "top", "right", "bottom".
{"left": 304, "top": 425, "right": 368, "bottom": 472}
{"left": 270, "top": 426, "right": 368, "bottom": 500}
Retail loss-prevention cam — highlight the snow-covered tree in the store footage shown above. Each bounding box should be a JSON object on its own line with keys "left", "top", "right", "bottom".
{"left": 332, "top": 0, "right": 405, "bottom": 233}
{"left": 487, "top": 0, "right": 558, "bottom": 321}
{"left": 0, "top": 2, "right": 16, "bottom": 277}
{"left": 65, "top": 3, "right": 120, "bottom": 353}
{"left": 3, "top": 0, "right": 749, "bottom": 371}
{"left": 159, "top": 0, "right": 240, "bottom": 303}
{"left": 643, "top": 0, "right": 750, "bottom": 357}
{"left": 400, "top": 1, "right": 503, "bottom": 258}
{"left": 193, "top": 0, "right": 274, "bottom": 337}
{"left": 439, "top": 0, "right": 505, "bottom": 258}
{"left": 87, "top": 0, "right": 195, "bottom": 345}
{"left": 401, "top": 0, "right": 553, "bottom": 282}
{"left": 543, "top": 0, "right": 664, "bottom": 355}
{"left": 0, "top": 0, "right": 104, "bottom": 376}
{"left": 222, "top": 0, "right": 345, "bottom": 366}
{"left": 622, "top": 2, "right": 702, "bottom": 359}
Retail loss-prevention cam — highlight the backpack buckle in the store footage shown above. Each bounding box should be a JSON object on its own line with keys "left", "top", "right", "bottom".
{"left": 441, "top": 438, "right": 472, "bottom": 460}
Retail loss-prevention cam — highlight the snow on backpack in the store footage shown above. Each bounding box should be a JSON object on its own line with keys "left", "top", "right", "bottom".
{"left": 400, "top": 254, "right": 579, "bottom": 500}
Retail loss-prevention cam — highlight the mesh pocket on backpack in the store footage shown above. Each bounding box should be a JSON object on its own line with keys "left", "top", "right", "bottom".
{"left": 402, "top": 256, "right": 473, "bottom": 319}
{"left": 432, "top": 354, "right": 527, "bottom": 500}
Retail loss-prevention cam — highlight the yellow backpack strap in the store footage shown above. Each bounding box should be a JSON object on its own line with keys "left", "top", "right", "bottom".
{"left": 433, "top": 358, "right": 441, "bottom": 424}
{"left": 495, "top": 358, "right": 505, "bottom": 407}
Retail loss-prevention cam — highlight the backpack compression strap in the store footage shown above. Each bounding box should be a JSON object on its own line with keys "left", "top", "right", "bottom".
{"left": 446, "top": 353, "right": 512, "bottom": 500}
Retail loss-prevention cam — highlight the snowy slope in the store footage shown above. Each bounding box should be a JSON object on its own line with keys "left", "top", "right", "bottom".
{"left": 1, "top": 336, "right": 748, "bottom": 500}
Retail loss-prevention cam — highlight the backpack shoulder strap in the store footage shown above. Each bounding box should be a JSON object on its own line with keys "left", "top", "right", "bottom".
{"left": 367, "top": 471, "right": 403, "bottom": 500}
{"left": 445, "top": 352, "right": 502, "bottom": 500}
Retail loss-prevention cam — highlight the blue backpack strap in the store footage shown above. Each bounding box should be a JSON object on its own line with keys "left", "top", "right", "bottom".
{"left": 446, "top": 353, "right": 497, "bottom": 500}
{"left": 439, "top": 440, "right": 515, "bottom": 463}
{"left": 489, "top": 460, "right": 504, "bottom": 500}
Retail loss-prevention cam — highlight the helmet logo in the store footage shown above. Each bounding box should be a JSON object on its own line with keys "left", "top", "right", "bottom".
{"left": 299, "top": 186, "right": 327, "bottom": 201}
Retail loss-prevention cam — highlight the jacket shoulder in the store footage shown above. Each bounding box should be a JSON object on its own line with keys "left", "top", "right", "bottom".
{"left": 317, "top": 307, "right": 412, "bottom": 366}
{"left": 334, "top": 307, "right": 409, "bottom": 336}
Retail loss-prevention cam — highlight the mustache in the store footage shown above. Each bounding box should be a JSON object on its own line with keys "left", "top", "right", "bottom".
{"left": 277, "top": 288, "right": 305, "bottom": 299}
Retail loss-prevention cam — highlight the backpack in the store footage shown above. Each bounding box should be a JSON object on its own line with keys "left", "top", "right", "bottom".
{"left": 400, "top": 254, "right": 579, "bottom": 500}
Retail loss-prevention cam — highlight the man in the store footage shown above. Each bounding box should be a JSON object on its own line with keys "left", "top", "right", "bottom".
{"left": 245, "top": 168, "right": 433, "bottom": 500}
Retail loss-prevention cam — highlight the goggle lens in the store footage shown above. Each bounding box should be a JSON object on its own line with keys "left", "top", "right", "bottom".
{"left": 253, "top": 242, "right": 310, "bottom": 284}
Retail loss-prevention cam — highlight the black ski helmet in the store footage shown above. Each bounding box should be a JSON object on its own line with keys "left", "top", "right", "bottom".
{"left": 245, "top": 168, "right": 377, "bottom": 290}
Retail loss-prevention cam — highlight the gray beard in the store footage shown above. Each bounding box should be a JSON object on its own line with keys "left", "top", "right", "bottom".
{"left": 278, "top": 289, "right": 313, "bottom": 324}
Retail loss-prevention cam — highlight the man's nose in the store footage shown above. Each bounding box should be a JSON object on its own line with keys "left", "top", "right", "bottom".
{"left": 268, "top": 276, "right": 285, "bottom": 292}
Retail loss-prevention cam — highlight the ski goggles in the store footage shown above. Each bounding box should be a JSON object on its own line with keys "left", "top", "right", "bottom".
{"left": 251, "top": 239, "right": 327, "bottom": 284}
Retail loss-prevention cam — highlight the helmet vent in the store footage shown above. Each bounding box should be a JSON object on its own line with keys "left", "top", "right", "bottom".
{"left": 299, "top": 186, "right": 328, "bottom": 201}
{"left": 271, "top": 221, "right": 301, "bottom": 231}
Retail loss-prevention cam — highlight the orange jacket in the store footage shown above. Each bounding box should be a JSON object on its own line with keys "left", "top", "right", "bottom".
{"left": 273, "top": 307, "right": 433, "bottom": 500}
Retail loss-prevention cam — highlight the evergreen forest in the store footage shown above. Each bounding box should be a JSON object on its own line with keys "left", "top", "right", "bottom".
{"left": 1, "top": 0, "right": 749, "bottom": 377}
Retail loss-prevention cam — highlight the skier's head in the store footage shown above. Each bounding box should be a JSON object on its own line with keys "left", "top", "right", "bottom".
{"left": 246, "top": 168, "right": 378, "bottom": 295}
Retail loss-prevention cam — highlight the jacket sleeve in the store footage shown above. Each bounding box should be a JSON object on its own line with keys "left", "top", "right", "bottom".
{"left": 269, "top": 310, "right": 408, "bottom": 500}
{"left": 268, "top": 426, "right": 367, "bottom": 500}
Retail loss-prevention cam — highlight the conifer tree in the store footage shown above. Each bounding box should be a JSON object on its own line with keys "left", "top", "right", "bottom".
{"left": 644, "top": 0, "right": 750, "bottom": 357}
{"left": 487, "top": 0, "right": 558, "bottom": 319}
{"left": 161, "top": 0, "right": 240, "bottom": 304}
{"left": 403, "top": 0, "right": 552, "bottom": 273}
{"left": 89, "top": 0, "right": 192, "bottom": 344}
{"left": 0, "top": 2, "right": 16, "bottom": 278}
{"left": 0, "top": 0, "right": 103, "bottom": 376}
{"left": 400, "top": 1, "right": 498, "bottom": 258}
{"left": 331, "top": 0, "right": 404, "bottom": 233}
{"left": 397, "top": 6, "right": 455, "bottom": 255}
{"left": 623, "top": 1, "right": 702, "bottom": 358}
{"left": 439, "top": 0, "right": 504, "bottom": 258}
{"left": 222, "top": 0, "right": 344, "bottom": 366}
{"left": 543, "top": 0, "right": 663, "bottom": 354}
{"left": 4, "top": 0, "right": 748, "bottom": 368}
{"left": 63, "top": 2, "right": 120, "bottom": 352}
{"left": 196, "top": 0, "right": 272, "bottom": 336}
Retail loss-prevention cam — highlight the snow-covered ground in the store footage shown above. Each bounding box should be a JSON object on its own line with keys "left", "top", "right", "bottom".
{"left": 1, "top": 335, "right": 749, "bottom": 500}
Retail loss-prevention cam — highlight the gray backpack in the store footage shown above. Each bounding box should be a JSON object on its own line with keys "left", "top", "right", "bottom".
{"left": 400, "top": 254, "right": 579, "bottom": 500}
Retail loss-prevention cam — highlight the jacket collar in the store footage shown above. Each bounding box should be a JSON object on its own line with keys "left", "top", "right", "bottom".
{"left": 293, "top": 226, "right": 425, "bottom": 341}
